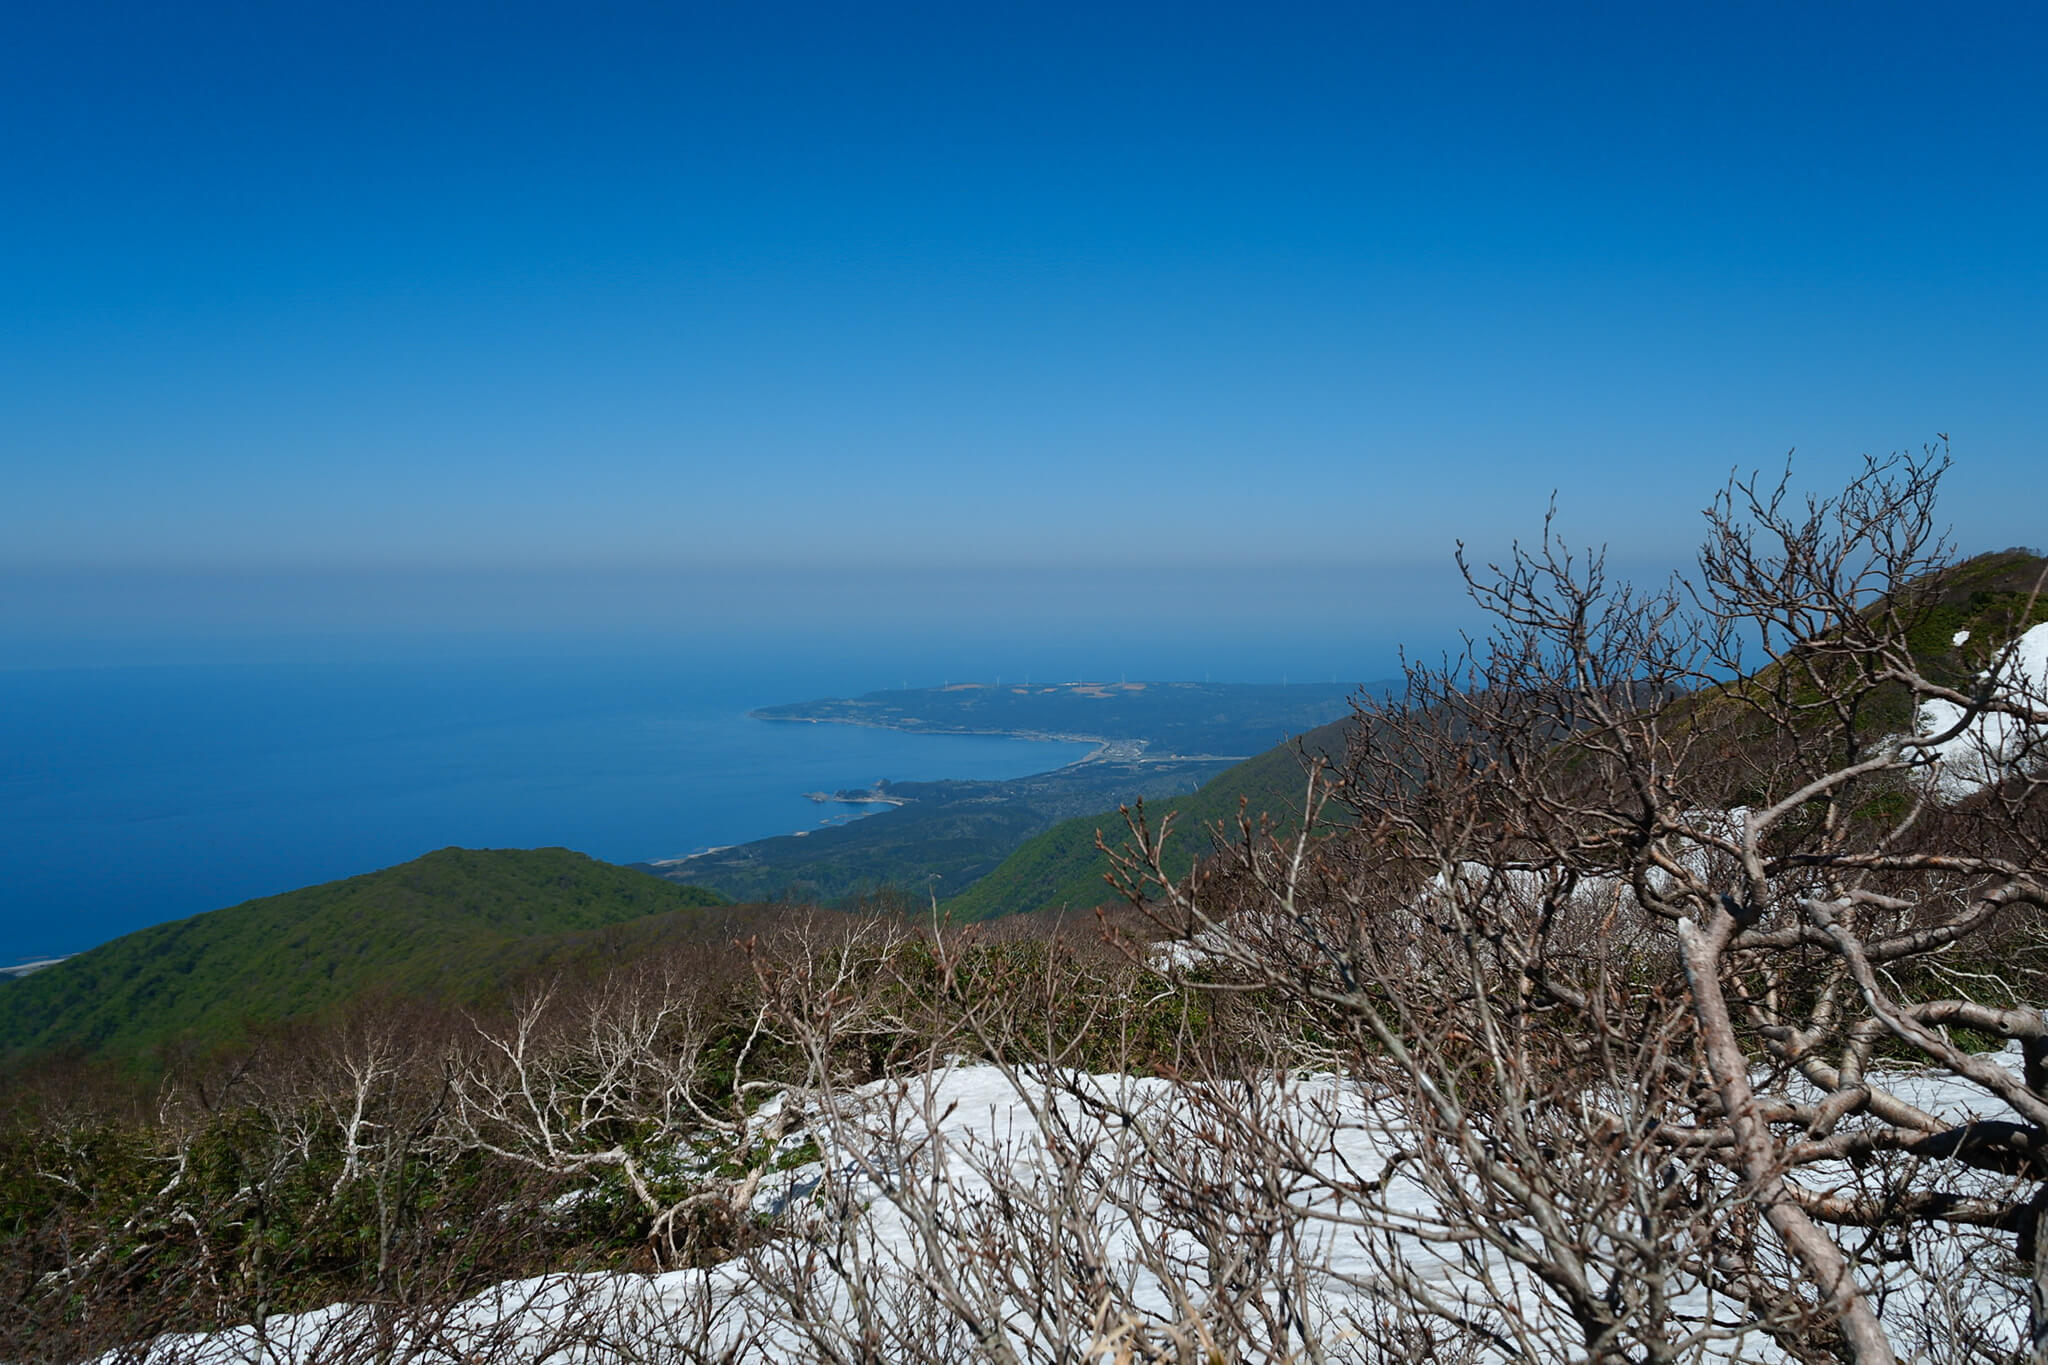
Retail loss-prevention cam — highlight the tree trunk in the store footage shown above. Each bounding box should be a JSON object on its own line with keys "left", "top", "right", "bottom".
{"left": 1678, "top": 914, "right": 1899, "bottom": 1365}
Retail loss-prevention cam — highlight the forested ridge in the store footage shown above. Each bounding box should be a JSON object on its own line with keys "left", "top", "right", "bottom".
{"left": 0, "top": 847, "right": 727, "bottom": 1067}
{"left": 943, "top": 716, "right": 1353, "bottom": 921}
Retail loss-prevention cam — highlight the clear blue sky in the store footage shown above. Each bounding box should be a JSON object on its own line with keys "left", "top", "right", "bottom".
{"left": 4, "top": 2, "right": 2044, "bottom": 637}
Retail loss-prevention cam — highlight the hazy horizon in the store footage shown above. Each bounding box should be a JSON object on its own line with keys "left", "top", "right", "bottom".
{"left": 7, "top": 2, "right": 2044, "bottom": 639}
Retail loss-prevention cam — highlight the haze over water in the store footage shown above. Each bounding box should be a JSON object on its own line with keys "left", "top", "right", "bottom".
{"left": 0, "top": 620, "right": 1412, "bottom": 961}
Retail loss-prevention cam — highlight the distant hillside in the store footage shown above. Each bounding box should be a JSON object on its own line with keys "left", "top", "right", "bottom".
{"left": 1895, "top": 547, "right": 2048, "bottom": 682}
{"left": 0, "top": 848, "right": 728, "bottom": 1067}
{"left": 1679, "top": 546, "right": 2048, "bottom": 746}
{"left": 944, "top": 717, "right": 1355, "bottom": 921}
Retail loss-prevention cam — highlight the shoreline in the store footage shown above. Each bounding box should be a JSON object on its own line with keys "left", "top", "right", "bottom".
{"left": 0, "top": 956, "right": 71, "bottom": 981}
{"left": 652, "top": 723, "right": 1191, "bottom": 870}
{"left": 648, "top": 692, "right": 1277, "bottom": 872}
{"left": 652, "top": 720, "right": 1112, "bottom": 869}
{"left": 753, "top": 713, "right": 1143, "bottom": 766}
{"left": 758, "top": 716, "right": 1247, "bottom": 767}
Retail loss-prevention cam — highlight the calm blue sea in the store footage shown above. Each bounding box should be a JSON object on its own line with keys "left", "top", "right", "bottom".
{"left": 0, "top": 637, "right": 1112, "bottom": 960}
{"left": 0, "top": 617, "right": 1424, "bottom": 961}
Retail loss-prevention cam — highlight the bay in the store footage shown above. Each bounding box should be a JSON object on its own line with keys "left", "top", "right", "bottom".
{"left": 0, "top": 638, "right": 1097, "bottom": 960}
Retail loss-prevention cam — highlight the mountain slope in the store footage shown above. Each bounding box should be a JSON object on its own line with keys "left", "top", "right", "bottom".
{"left": 944, "top": 717, "right": 1354, "bottom": 921}
{"left": 0, "top": 847, "right": 728, "bottom": 1065}
{"left": 1678, "top": 547, "right": 2048, "bottom": 749}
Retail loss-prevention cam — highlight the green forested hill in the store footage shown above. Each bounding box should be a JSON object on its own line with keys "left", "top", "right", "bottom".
{"left": 0, "top": 848, "right": 728, "bottom": 1066}
{"left": 944, "top": 717, "right": 1355, "bottom": 921}
{"left": 1677, "top": 547, "right": 2048, "bottom": 743}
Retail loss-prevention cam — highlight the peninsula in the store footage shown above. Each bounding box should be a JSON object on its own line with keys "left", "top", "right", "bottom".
{"left": 752, "top": 679, "right": 1359, "bottom": 760}
{"left": 648, "top": 680, "right": 1376, "bottom": 906}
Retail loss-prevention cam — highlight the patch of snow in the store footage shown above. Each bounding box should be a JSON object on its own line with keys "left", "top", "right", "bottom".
{"left": 104, "top": 1050, "right": 2045, "bottom": 1364}
{"left": 1412, "top": 807, "right": 1753, "bottom": 920}
{"left": 1144, "top": 927, "right": 1233, "bottom": 970}
{"left": 1917, "top": 620, "right": 2048, "bottom": 800}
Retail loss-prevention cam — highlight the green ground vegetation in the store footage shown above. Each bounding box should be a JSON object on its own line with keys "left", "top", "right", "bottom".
{"left": 0, "top": 847, "right": 728, "bottom": 1068}
{"left": 943, "top": 717, "right": 1354, "bottom": 921}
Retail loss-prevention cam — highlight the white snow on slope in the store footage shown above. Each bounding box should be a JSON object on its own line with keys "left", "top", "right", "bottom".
{"left": 110, "top": 1067, "right": 1405, "bottom": 1364}
{"left": 103, "top": 1050, "right": 2043, "bottom": 1365}
{"left": 1918, "top": 621, "right": 2048, "bottom": 800}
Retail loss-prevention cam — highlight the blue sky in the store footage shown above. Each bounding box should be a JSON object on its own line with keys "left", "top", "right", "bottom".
{"left": 4, "top": 2, "right": 2044, "bottom": 638}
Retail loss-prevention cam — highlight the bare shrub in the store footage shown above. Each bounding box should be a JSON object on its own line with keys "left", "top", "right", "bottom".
{"left": 1114, "top": 449, "right": 2048, "bottom": 1363}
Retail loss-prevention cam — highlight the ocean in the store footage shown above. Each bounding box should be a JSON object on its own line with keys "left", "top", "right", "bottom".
{"left": 0, "top": 619, "right": 1421, "bottom": 962}
{"left": 0, "top": 638, "right": 1108, "bottom": 961}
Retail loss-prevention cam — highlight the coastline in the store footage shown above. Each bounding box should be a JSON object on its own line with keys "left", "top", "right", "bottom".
{"left": 639, "top": 720, "right": 1116, "bottom": 872}
{"left": 645, "top": 685, "right": 1328, "bottom": 889}
{"left": 753, "top": 713, "right": 1128, "bottom": 765}
{"left": 651, "top": 724, "right": 1105, "bottom": 863}
{"left": 0, "top": 956, "right": 70, "bottom": 981}
{"left": 756, "top": 715, "right": 1252, "bottom": 768}
{"left": 650, "top": 722, "right": 1144, "bottom": 872}
{"left": 7, "top": 656, "right": 1224, "bottom": 958}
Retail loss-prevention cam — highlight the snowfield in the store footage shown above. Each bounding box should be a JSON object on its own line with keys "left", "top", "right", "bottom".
{"left": 103, "top": 1050, "right": 2040, "bottom": 1364}
{"left": 1917, "top": 620, "right": 2048, "bottom": 801}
